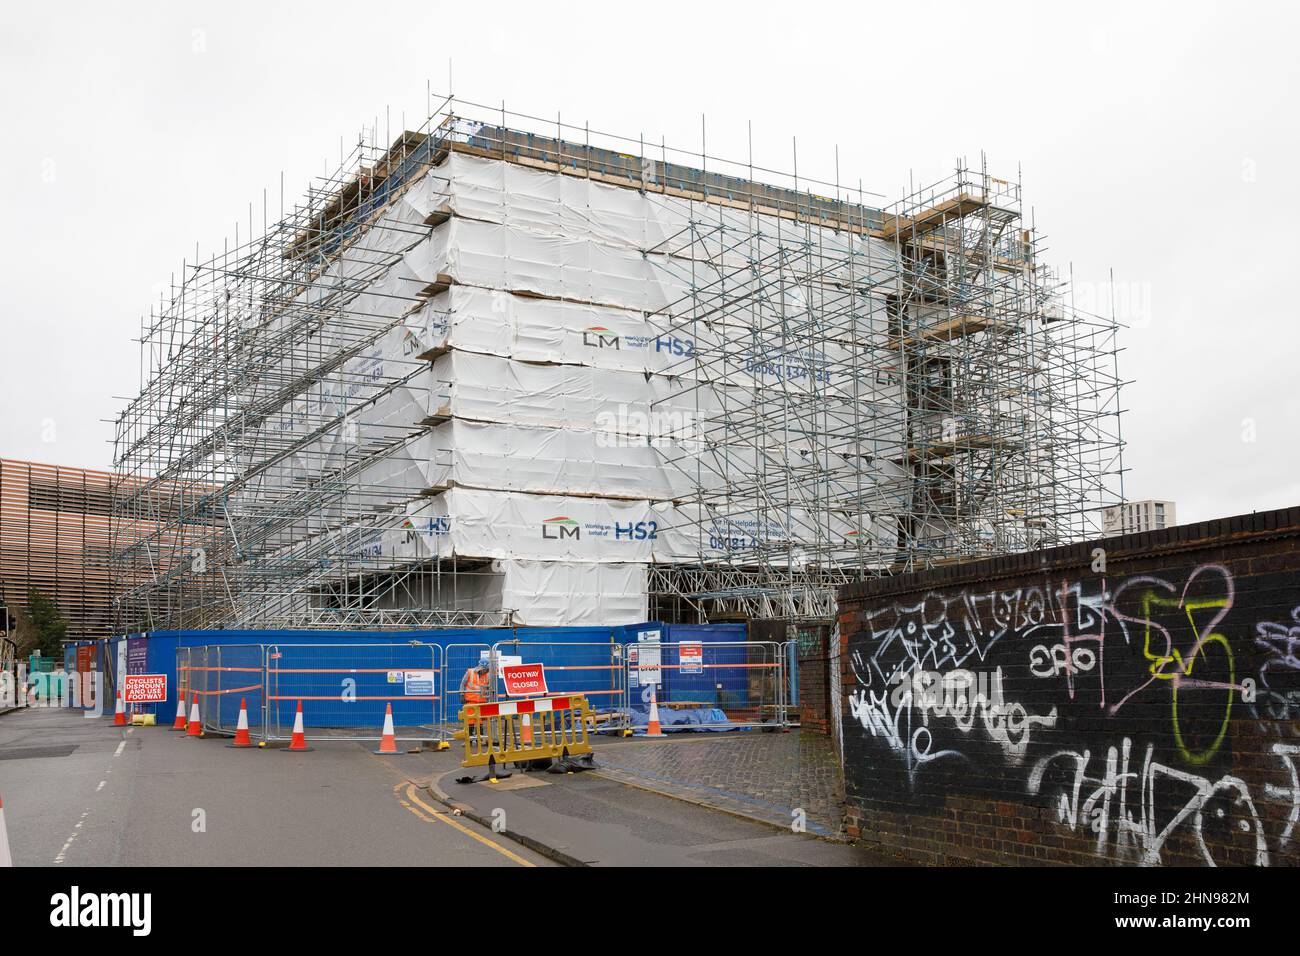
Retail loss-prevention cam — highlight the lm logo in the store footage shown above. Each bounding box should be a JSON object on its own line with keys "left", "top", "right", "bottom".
{"left": 582, "top": 327, "right": 620, "bottom": 349}
{"left": 542, "top": 517, "right": 581, "bottom": 540}
{"left": 50, "top": 886, "right": 151, "bottom": 936}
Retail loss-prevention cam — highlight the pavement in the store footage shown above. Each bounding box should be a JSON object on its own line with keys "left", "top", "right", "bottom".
{"left": 588, "top": 730, "right": 848, "bottom": 839}
{"left": 0, "top": 703, "right": 901, "bottom": 867}
{"left": 425, "top": 763, "right": 895, "bottom": 866}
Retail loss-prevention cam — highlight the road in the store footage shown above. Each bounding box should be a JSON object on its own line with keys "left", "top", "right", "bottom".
{"left": 0, "top": 705, "right": 550, "bottom": 866}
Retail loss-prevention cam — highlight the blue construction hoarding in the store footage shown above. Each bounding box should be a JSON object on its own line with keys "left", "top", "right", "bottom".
{"left": 64, "top": 622, "right": 750, "bottom": 730}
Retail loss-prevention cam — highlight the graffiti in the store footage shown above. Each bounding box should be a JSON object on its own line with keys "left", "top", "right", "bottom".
{"left": 842, "top": 562, "right": 1300, "bottom": 866}
{"left": 1264, "top": 743, "right": 1300, "bottom": 849}
{"left": 1253, "top": 606, "right": 1300, "bottom": 722}
{"left": 1106, "top": 565, "right": 1238, "bottom": 765}
{"left": 895, "top": 666, "right": 1058, "bottom": 764}
{"left": 849, "top": 681, "right": 959, "bottom": 785}
{"left": 1029, "top": 643, "right": 1097, "bottom": 678}
{"left": 849, "top": 664, "right": 1056, "bottom": 779}
{"left": 1028, "top": 737, "right": 1270, "bottom": 866}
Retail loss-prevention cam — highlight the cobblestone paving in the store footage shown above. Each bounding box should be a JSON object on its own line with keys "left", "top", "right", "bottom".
{"left": 591, "top": 731, "right": 847, "bottom": 840}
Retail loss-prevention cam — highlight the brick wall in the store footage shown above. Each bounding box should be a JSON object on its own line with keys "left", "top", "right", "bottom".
{"left": 836, "top": 507, "right": 1300, "bottom": 866}
{"left": 795, "top": 623, "right": 833, "bottom": 734}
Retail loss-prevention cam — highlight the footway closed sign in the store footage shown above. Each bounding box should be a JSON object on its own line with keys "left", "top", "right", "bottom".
{"left": 122, "top": 674, "right": 168, "bottom": 703}
{"left": 500, "top": 664, "right": 548, "bottom": 698}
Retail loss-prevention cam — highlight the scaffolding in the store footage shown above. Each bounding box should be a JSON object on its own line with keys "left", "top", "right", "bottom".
{"left": 644, "top": 160, "right": 1125, "bottom": 620}
{"left": 110, "top": 95, "right": 1124, "bottom": 631}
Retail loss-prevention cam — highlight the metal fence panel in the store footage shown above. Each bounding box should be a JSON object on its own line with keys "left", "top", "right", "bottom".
{"left": 443, "top": 642, "right": 493, "bottom": 730}
{"left": 205, "top": 645, "right": 266, "bottom": 736}
{"left": 781, "top": 639, "right": 801, "bottom": 728}
{"left": 265, "top": 643, "right": 442, "bottom": 743}
{"left": 174, "top": 644, "right": 266, "bottom": 735}
{"left": 626, "top": 641, "right": 783, "bottom": 731}
{"left": 176, "top": 645, "right": 208, "bottom": 727}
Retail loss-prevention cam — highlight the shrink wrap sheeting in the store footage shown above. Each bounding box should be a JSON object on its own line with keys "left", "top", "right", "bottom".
{"left": 410, "top": 152, "right": 898, "bottom": 284}
{"left": 386, "top": 487, "right": 900, "bottom": 566}
{"left": 496, "top": 560, "right": 648, "bottom": 626}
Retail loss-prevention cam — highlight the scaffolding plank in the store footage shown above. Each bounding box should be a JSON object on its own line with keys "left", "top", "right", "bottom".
{"left": 887, "top": 315, "right": 1018, "bottom": 349}
{"left": 878, "top": 192, "right": 990, "bottom": 240}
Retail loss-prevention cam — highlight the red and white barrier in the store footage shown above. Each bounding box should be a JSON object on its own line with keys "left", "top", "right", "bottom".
{"left": 472, "top": 696, "right": 573, "bottom": 718}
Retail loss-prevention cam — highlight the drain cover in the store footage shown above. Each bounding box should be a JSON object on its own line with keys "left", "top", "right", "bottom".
{"left": 0, "top": 745, "right": 78, "bottom": 760}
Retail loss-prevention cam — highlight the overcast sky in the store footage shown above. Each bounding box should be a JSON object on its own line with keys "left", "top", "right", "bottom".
{"left": 1, "top": 0, "right": 1296, "bottom": 524}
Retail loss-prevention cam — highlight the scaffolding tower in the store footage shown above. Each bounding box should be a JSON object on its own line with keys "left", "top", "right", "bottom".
{"left": 110, "top": 95, "right": 1124, "bottom": 631}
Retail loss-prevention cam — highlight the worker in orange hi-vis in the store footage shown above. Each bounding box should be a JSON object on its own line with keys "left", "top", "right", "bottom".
{"left": 460, "top": 661, "right": 490, "bottom": 705}
{"left": 460, "top": 661, "right": 491, "bottom": 732}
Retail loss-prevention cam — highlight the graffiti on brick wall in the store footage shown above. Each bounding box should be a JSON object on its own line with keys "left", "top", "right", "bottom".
{"left": 1255, "top": 605, "right": 1300, "bottom": 723}
{"left": 843, "top": 563, "right": 1300, "bottom": 865}
{"left": 1025, "top": 738, "right": 1300, "bottom": 866}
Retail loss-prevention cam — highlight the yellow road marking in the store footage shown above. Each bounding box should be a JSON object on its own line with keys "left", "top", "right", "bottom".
{"left": 400, "top": 783, "right": 536, "bottom": 867}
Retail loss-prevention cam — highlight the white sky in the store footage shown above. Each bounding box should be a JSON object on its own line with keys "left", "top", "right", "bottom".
{"left": 1, "top": 0, "right": 1296, "bottom": 524}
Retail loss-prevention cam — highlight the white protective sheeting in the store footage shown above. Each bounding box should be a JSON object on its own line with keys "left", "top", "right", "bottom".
{"left": 404, "top": 283, "right": 895, "bottom": 402}
{"left": 423, "top": 351, "right": 905, "bottom": 456}
{"left": 430, "top": 420, "right": 691, "bottom": 499}
{"left": 392, "top": 488, "right": 672, "bottom": 563}
{"left": 405, "top": 284, "right": 704, "bottom": 374}
{"left": 383, "top": 487, "right": 899, "bottom": 566}
{"left": 424, "top": 350, "right": 706, "bottom": 434}
{"left": 413, "top": 217, "right": 678, "bottom": 314}
{"left": 351, "top": 422, "right": 686, "bottom": 500}
{"left": 350, "top": 418, "right": 915, "bottom": 505}
{"left": 409, "top": 152, "right": 898, "bottom": 285}
{"left": 402, "top": 227, "right": 889, "bottom": 391}
{"left": 496, "top": 560, "right": 647, "bottom": 626}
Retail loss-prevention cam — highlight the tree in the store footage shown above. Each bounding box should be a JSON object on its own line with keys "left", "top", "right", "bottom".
{"left": 26, "top": 588, "right": 67, "bottom": 659}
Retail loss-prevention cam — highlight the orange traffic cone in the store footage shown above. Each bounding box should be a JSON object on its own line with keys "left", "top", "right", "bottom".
{"left": 0, "top": 794, "right": 12, "bottom": 867}
{"left": 373, "top": 703, "right": 400, "bottom": 755}
{"left": 227, "top": 698, "right": 254, "bottom": 748}
{"left": 186, "top": 694, "right": 202, "bottom": 737}
{"left": 647, "top": 686, "right": 663, "bottom": 737}
{"left": 170, "top": 690, "right": 188, "bottom": 731}
{"left": 520, "top": 711, "right": 534, "bottom": 746}
{"left": 113, "top": 692, "right": 126, "bottom": 726}
{"left": 284, "top": 700, "right": 312, "bottom": 752}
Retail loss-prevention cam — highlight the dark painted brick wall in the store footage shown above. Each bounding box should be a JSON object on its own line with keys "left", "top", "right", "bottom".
{"left": 837, "top": 506, "right": 1300, "bottom": 866}
{"left": 795, "top": 623, "right": 833, "bottom": 735}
